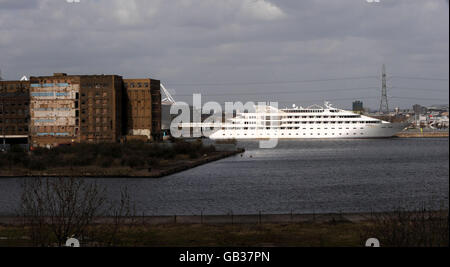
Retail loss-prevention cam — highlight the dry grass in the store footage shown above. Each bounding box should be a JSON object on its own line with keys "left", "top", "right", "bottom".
{"left": 0, "top": 222, "right": 366, "bottom": 247}
{"left": 2, "top": 210, "right": 447, "bottom": 247}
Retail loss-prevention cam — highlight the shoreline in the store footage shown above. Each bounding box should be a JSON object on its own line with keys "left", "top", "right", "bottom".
{"left": 0, "top": 149, "right": 244, "bottom": 179}
{"left": 395, "top": 131, "right": 448, "bottom": 138}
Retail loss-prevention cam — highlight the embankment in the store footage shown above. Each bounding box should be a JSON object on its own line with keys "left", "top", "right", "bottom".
{"left": 396, "top": 131, "right": 449, "bottom": 138}
{"left": 0, "top": 149, "right": 244, "bottom": 178}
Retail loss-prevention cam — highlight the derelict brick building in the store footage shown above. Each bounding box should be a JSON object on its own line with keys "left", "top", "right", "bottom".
{"left": 29, "top": 73, "right": 124, "bottom": 147}
{"left": 79, "top": 74, "right": 124, "bottom": 143}
{"left": 0, "top": 80, "right": 30, "bottom": 144}
{"left": 123, "top": 78, "right": 162, "bottom": 141}
{"left": 1, "top": 72, "right": 163, "bottom": 147}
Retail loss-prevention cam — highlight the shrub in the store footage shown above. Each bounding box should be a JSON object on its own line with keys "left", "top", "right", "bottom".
{"left": 129, "top": 156, "right": 145, "bottom": 168}
{"left": 28, "top": 160, "right": 47, "bottom": 171}
{"left": 98, "top": 144, "right": 122, "bottom": 158}
{"left": 189, "top": 150, "right": 199, "bottom": 159}
{"left": 8, "top": 153, "right": 26, "bottom": 166}
{"left": 173, "top": 142, "right": 192, "bottom": 154}
{"left": 99, "top": 157, "right": 113, "bottom": 168}
{"left": 71, "top": 156, "right": 92, "bottom": 166}
{"left": 121, "top": 155, "right": 145, "bottom": 168}
{"left": 163, "top": 150, "right": 176, "bottom": 160}
{"left": 0, "top": 157, "right": 6, "bottom": 168}
{"left": 31, "top": 147, "right": 48, "bottom": 156}
{"left": 146, "top": 159, "right": 159, "bottom": 167}
{"left": 361, "top": 208, "right": 449, "bottom": 247}
{"left": 9, "top": 145, "right": 26, "bottom": 153}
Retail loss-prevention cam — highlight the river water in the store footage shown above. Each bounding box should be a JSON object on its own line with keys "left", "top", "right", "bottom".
{"left": 0, "top": 138, "right": 448, "bottom": 216}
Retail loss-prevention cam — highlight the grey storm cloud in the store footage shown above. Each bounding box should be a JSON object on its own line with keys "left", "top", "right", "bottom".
{"left": 0, "top": 0, "right": 39, "bottom": 9}
{"left": 0, "top": 0, "right": 448, "bottom": 109}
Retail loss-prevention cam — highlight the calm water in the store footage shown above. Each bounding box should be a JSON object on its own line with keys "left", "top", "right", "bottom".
{"left": 0, "top": 138, "right": 448, "bottom": 216}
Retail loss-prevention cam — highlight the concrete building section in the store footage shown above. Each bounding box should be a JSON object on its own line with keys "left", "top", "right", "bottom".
{"left": 0, "top": 80, "right": 30, "bottom": 145}
{"left": 123, "top": 78, "right": 161, "bottom": 141}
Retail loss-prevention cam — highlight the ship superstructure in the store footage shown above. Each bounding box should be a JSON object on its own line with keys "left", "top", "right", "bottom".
{"left": 208, "top": 102, "right": 407, "bottom": 139}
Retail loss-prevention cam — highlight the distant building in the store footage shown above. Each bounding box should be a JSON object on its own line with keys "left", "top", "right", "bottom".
{"left": 123, "top": 78, "right": 161, "bottom": 141}
{"left": 0, "top": 80, "right": 30, "bottom": 145}
{"left": 413, "top": 104, "right": 427, "bottom": 115}
{"left": 352, "top": 100, "right": 364, "bottom": 114}
{"left": 427, "top": 105, "right": 449, "bottom": 113}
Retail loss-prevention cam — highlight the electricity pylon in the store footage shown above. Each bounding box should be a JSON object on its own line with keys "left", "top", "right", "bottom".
{"left": 379, "top": 64, "right": 389, "bottom": 114}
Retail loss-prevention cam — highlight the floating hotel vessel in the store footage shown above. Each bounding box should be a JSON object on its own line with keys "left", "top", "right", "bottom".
{"left": 209, "top": 102, "right": 408, "bottom": 139}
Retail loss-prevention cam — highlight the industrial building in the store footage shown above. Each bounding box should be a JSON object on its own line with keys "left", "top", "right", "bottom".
{"left": 0, "top": 73, "right": 162, "bottom": 148}
{"left": 78, "top": 74, "right": 124, "bottom": 144}
{"left": 29, "top": 74, "right": 81, "bottom": 147}
{"left": 123, "top": 78, "right": 161, "bottom": 141}
{"left": 0, "top": 80, "right": 30, "bottom": 146}
{"left": 29, "top": 73, "right": 124, "bottom": 147}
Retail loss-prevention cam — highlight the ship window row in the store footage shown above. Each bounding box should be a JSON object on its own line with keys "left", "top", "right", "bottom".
{"left": 284, "top": 109, "right": 340, "bottom": 113}
{"left": 232, "top": 121, "right": 380, "bottom": 126}
{"left": 284, "top": 109, "right": 327, "bottom": 113}
{"left": 222, "top": 132, "right": 365, "bottom": 136}
{"left": 285, "top": 115, "right": 359, "bottom": 119}
{"left": 226, "top": 127, "right": 364, "bottom": 130}
{"left": 284, "top": 121, "right": 365, "bottom": 124}
{"left": 286, "top": 121, "right": 379, "bottom": 124}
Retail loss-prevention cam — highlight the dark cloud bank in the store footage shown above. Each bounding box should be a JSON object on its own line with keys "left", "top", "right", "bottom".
{"left": 0, "top": 0, "right": 448, "bottom": 109}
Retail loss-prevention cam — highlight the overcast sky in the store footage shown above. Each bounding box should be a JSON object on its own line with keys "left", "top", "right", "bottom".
{"left": 0, "top": 0, "right": 448, "bottom": 109}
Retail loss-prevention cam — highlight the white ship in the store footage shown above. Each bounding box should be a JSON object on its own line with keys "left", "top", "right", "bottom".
{"left": 208, "top": 102, "right": 408, "bottom": 139}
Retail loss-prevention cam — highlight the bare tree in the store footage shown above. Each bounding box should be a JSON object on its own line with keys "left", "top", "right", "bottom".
{"left": 20, "top": 177, "right": 107, "bottom": 247}
{"left": 361, "top": 208, "right": 449, "bottom": 247}
{"left": 97, "top": 187, "right": 136, "bottom": 246}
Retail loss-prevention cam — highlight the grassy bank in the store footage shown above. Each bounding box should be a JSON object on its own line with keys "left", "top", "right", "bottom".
{"left": 0, "top": 141, "right": 242, "bottom": 178}
{"left": 1, "top": 210, "right": 448, "bottom": 247}
{"left": 0, "top": 222, "right": 365, "bottom": 247}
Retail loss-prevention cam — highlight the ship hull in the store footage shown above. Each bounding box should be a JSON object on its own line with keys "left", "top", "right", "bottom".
{"left": 209, "top": 122, "right": 408, "bottom": 140}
